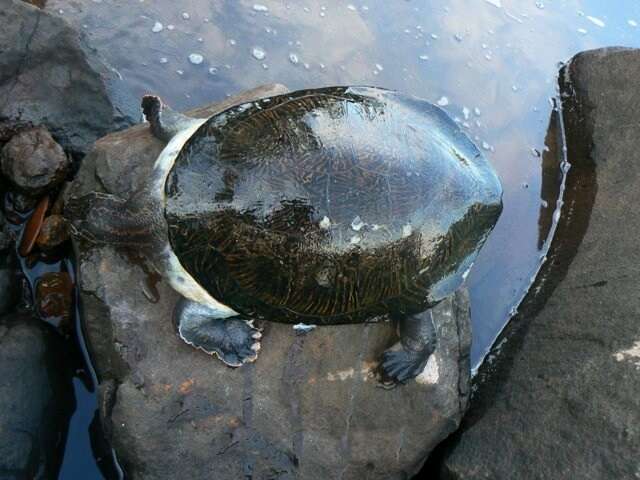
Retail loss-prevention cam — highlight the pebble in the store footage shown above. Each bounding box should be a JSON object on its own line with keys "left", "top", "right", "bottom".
{"left": 1, "top": 127, "right": 69, "bottom": 196}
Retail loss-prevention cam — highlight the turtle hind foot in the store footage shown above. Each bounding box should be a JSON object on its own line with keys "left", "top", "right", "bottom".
{"left": 177, "top": 300, "right": 262, "bottom": 367}
{"left": 379, "top": 347, "right": 432, "bottom": 385}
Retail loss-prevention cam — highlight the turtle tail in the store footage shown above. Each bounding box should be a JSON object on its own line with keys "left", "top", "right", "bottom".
{"left": 65, "top": 192, "right": 158, "bottom": 247}
{"left": 141, "top": 95, "right": 199, "bottom": 143}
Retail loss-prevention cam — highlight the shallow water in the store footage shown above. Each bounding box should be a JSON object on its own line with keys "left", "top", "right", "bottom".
{"left": 41, "top": 0, "right": 640, "bottom": 477}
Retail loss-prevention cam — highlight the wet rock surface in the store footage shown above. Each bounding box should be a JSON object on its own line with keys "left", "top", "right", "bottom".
{"left": 69, "top": 84, "right": 473, "bottom": 480}
{"left": 0, "top": 212, "right": 18, "bottom": 316}
{"left": 0, "top": 312, "right": 75, "bottom": 479}
{"left": 1, "top": 126, "right": 69, "bottom": 196}
{"left": 438, "top": 47, "right": 640, "bottom": 479}
{"left": 0, "top": 0, "right": 137, "bottom": 155}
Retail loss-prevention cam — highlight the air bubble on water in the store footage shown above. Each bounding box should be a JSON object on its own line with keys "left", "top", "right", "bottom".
{"left": 577, "top": 28, "right": 588, "bottom": 35}
{"left": 347, "top": 4, "right": 357, "bottom": 11}
{"left": 182, "top": 12, "right": 190, "bottom": 19}
{"left": 482, "top": 141, "right": 491, "bottom": 150}
{"left": 474, "top": 107, "right": 481, "bottom": 116}
{"left": 350, "top": 235, "right": 362, "bottom": 245}
{"left": 484, "top": 0, "right": 501, "bottom": 8}
{"left": 512, "top": 85, "right": 519, "bottom": 92}
{"left": 586, "top": 15, "right": 605, "bottom": 27}
{"left": 375, "top": 63, "right": 384, "bottom": 71}
{"left": 304, "top": 63, "right": 310, "bottom": 69}
{"left": 229, "top": 39, "right": 237, "bottom": 46}
{"left": 531, "top": 148, "right": 541, "bottom": 157}
{"left": 419, "top": 54, "right": 429, "bottom": 61}
{"left": 629, "top": 19, "right": 638, "bottom": 27}
{"left": 522, "top": 182, "right": 529, "bottom": 189}
{"left": 437, "top": 96, "right": 449, "bottom": 106}
{"left": 204, "top": 17, "right": 210, "bottom": 22}
{"left": 404, "top": 29, "right": 411, "bottom": 34}
{"left": 303, "top": 6, "right": 310, "bottom": 12}
{"left": 198, "top": 37, "right": 203, "bottom": 43}
{"left": 252, "top": 47, "right": 266, "bottom": 60}
{"left": 159, "top": 57, "right": 168, "bottom": 64}
{"left": 289, "top": 53, "right": 299, "bottom": 64}
{"left": 262, "top": 63, "right": 269, "bottom": 69}
{"left": 402, "top": 224, "right": 413, "bottom": 238}
{"left": 208, "top": 66, "right": 218, "bottom": 75}
{"left": 462, "top": 106, "right": 470, "bottom": 120}
{"left": 431, "top": 33, "right": 439, "bottom": 39}
{"left": 485, "top": 53, "right": 493, "bottom": 61}
{"left": 253, "top": 4, "right": 269, "bottom": 12}
{"left": 535, "top": 1, "right": 544, "bottom": 9}
{"left": 509, "top": 306, "right": 518, "bottom": 317}
{"left": 541, "top": 199, "right": 548, "bottom": 208}
{"left": 454, "top": 33, "right": 463, "bottom": 42}
{"left": 320, "top": 12, "right": 325, "bottom": 17}
{"left": 188, "top": 53, "right": 204, "bottom": 64}
{"left": 321, "top": 5, "right": 327, "bottom": 10}
{"left": 362, "top": 5, "right": 369, "bottom": 11}
{"left": 176, "top": 69, "right": 184, "bottom": 75}
{"left": 319, "top": 63, "right": 326, "bottom": 69}
{"left": 351, "top": 216, "right": 365, "bottom": 231}
{"left": 167, "top": 24, "right": 175, "bottom": 30}
{"left": 152, "top": 21, "right": 163, "bottom": 33}
{"left": 295, "top": 40, "right": 302, "bottom": 46}
{"left": 481, "top": 43, "right": 488, "bottom": 49}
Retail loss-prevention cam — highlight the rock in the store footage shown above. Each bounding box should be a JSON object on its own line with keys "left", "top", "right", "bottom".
{"left": 18, "top": 195, "right": 49, "bottom": 257}
{"left": 0, "top": 312, "right": 75, "bottom": 479}
{"left": 36, "top": 214, "right": 69, "bottom": 250}
{"left": 35, "top": 272, "right": 73, "bottom": 327}
{"left": 0, "top": 0, "right": 138, "bottom": 155}
{"left": 0, "top": 212, "right": 18, "bottom": 316}
{"left": 10, "top": 192, "right": 38, "bottom": 214}
{"left": 68, "top": 84, "right": 473, "bottom": 480}
{"left": 438, "top": 47, "right": 640, "bottom": 479}
{"left": 1, "top": 126, "right": 69, "bottom": 195}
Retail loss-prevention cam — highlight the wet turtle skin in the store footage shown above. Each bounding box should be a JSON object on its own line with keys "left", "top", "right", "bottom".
{"left": 165, "top": 86, "right": 502, "bottom": 325}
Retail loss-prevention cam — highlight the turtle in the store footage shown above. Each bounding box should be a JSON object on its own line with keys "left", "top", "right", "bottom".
{"left": 67, "top": 86, "right": 503, "bottom": 384}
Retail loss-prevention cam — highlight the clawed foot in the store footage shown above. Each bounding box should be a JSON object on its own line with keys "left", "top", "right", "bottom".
{"left": 379, "top": 345, "right": 432, "bottom": 385}
{"left": 177, "top": 301, "right": 262, "bottom": 367}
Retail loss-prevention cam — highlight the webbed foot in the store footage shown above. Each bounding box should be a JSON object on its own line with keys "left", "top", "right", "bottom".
{"left": 380, "top": 309, "right": 437, "bottom": 384}
{"left": 176, "top": 299, "right": 262, "bottom": 367}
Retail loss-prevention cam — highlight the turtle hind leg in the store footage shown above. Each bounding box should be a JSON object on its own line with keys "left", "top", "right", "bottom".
{"left": 380, "top": 309, "right": 437, "bottom": 384}
{"left": 176, "top": 298, "right": 262, "bottom": 367}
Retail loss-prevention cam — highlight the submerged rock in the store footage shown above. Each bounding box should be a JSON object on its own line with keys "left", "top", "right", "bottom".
{"left": 1, "top": 127, "right": 69, "bottom": 196}
{"left": 0, "top": 0, "right": 137, "bottom": 155}
{"left": 0, "top": 312, "right": 75, "bottom": 479}
{"left": 438, "top": 47, "right": 640, "bottom": 479}
{"left": 36, "top": 214, "right": 69, "bottom": 250}
{"left": 69, "top": 84, "right": 473, "bottom": 479}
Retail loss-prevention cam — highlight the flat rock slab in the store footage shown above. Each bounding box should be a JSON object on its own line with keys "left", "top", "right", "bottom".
{"left": 69, "top": 84, "right": 472, "bottom": 479}
{"left": 439, "top": 47, "right": 640, "bottom": 479}
{"left": 0, "top": 0, "right": 137, "bottom": 155}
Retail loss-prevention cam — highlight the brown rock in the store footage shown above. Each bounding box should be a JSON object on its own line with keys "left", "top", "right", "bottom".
{"left": 19, "top": 195, "right": 49, "bottom": 257}
{"left": 35, "top": 272, "right": 74, "bottom": 326}
{"left": 1, "top": 127, "right": 69, "bottom": 196}
{"left": 36, "top": 214, "right": 69, "bottom": 250}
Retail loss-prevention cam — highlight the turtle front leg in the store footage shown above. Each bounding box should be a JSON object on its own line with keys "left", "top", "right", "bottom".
{"left": 380, "top": 309, "right": 437, "bottom": 384}
{"left": 176, "top": 298, "right": 262, "bottom": 367}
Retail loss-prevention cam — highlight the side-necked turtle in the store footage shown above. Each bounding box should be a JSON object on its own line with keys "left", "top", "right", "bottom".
{"left": 68, "top": 86, "right": 502, "bottom": 383}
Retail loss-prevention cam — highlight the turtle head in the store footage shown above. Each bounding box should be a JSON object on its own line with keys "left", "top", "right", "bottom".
{"left": 65, "top": 192, "right": 156, "bottom": 247}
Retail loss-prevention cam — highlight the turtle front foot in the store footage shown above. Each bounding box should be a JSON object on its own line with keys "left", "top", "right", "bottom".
{"left": 380, "top": 309, "right": 437, "bottom": 385}
{"left": 176, "top": 300, "right": 262, "bottom": 367}
{"left": 380, "top": 346, "right": 432, "bottom": 384}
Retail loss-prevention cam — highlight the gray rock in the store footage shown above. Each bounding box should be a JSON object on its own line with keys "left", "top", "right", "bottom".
{"left": 0, "top": 0, "right": 138, "bottom": 156}
{"left": 0, "top": 312, "right": 75, "bottom": 479}
{"left": 68, "top": 84, "right": 473, "bottom": 480}
{"left": 439, "top": 47, "right": 640, "bottom": 480}
{"left": 0, "top": 212, "right": 18, "bottom": 316}
{"left": 1, "top": 126, "right": 69, "bottom": 196}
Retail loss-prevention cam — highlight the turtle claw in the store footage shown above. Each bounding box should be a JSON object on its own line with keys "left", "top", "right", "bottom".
{"left": 380, "top": 347, "right": 431, "bottom": 384}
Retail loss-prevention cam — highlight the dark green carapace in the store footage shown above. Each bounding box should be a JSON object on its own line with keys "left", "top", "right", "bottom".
{"left": 165, "top": 86, "right": 502, "bottom": 325}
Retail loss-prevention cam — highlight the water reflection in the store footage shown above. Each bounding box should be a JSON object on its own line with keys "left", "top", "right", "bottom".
{"left": 49, "top": 0, "right": 639, "bottom": 399}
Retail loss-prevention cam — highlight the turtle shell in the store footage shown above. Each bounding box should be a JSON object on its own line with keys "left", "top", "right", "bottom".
{"left": 165, "top": 86, "right": 502, "bottom": 324}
